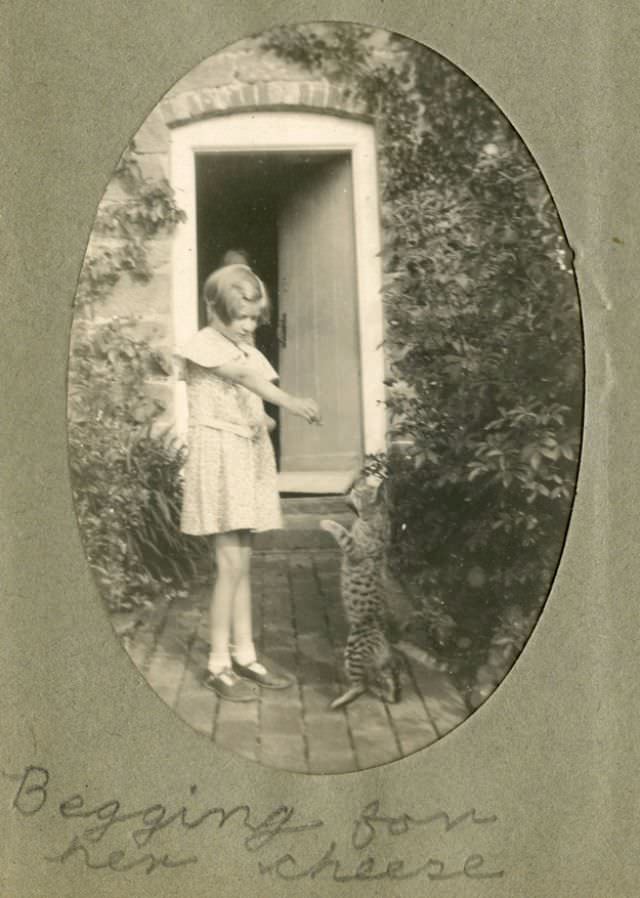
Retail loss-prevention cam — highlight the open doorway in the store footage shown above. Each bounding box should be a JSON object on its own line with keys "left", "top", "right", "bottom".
{"left": 171, "top": 113, "right": 387, "bottom": 493}
{"left": 194, "top": 150, "right": 364, "bottom": 487}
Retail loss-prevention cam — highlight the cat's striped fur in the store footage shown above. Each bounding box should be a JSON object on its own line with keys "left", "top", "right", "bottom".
{"left": 321, "top": 475, "right": 401, "bottom": 710}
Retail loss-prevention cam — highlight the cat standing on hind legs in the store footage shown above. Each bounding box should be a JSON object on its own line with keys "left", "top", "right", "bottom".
{"left": 320, "top": 474, "right": 401, "bottom": 710}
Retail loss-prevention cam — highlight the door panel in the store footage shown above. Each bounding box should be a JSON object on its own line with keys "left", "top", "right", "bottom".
{"left": 278, "top": 155, "right": 363, "bottom": 473}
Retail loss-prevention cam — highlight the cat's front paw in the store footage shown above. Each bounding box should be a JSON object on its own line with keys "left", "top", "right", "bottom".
{"left": 330, "top": 685, "right": 366, "bottom": 709}
{"left": 320, "top": 518, "right": 350, "bottom": 548}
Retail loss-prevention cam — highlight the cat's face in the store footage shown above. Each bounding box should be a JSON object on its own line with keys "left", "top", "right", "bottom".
{"left": 347, "top": 473, "right": 385, "bottom": 520}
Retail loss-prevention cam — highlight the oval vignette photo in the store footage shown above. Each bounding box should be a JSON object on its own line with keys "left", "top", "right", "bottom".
{"left": 67, "top": 23, "right": 583, "bottom": 773}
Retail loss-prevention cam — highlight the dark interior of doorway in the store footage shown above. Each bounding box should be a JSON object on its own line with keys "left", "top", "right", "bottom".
{"left": 196, "top": 152, "right": 282, "bottom": 458}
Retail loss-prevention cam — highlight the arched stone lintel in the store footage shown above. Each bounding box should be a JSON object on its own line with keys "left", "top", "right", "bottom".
{"left": 160, "top": 79, "right": 371, "bottom": 127}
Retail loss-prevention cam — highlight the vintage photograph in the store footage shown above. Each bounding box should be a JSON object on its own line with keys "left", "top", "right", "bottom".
{"left": 67, "top": 23, "right": 583, "bottom": 773}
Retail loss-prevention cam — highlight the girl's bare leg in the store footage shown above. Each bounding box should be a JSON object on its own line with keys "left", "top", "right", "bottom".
{"left": 208, "top": 531, "right": 246, "bottom": 674}
{"left": 212, "top": 532, "right": 290, "bottom": 690}
{"left": 230, "top": 531, "right": 257, "bottom": 666}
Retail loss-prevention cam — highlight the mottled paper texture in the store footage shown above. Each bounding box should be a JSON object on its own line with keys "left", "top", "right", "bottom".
{"left": 2, "top": 1, "right": 639, "bottom": 895}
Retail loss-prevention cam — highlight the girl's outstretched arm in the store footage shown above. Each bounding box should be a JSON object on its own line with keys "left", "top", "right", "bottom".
{"left": 215, "top": 361, "right": 321, "bottom": 424}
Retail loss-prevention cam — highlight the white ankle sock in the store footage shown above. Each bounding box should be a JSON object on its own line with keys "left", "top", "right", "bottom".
{"left": 208, "top": 651, "right": 232, "bottom": 675}
{"left": 230, "top": 643, "right": 257, "bottom": 667}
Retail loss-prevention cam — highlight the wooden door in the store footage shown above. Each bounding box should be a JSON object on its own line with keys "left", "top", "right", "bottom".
{"left": 277, "top": 155, "right": 363, "bottom": 482}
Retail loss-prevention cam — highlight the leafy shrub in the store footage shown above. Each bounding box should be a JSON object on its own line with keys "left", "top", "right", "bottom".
{"left": 68, "top": 318, "right": 209, "bottom": 612}
{"left": 68, "top": 141, "right": 201, "bottom": 614}
{"left": 265, "top": 25, "right": 582, "bottom": 697}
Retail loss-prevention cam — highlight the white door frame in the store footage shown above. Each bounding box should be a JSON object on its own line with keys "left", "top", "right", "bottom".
{"left": 170, "top": 110, "right": 386, "bottom": 457}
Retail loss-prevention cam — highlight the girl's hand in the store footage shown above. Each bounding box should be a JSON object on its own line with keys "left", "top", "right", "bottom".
{"left": 264, "top": 414, "right": 277, "bottom": 433}
{"left": 292, "top": 397, "right": 322, "bottom": 424}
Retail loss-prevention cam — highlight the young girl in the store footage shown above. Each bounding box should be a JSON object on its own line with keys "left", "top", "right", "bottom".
{"left": 177, "top": 264, "right": 320, "bottom": 702}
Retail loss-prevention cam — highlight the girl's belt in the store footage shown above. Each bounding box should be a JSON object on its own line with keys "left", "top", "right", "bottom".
{"left": 192, "top": 417, "right": 257, "bottom": 439}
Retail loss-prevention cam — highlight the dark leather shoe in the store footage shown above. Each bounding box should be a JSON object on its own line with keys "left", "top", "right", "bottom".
{"left": 231, "top": 659, "right": 293, "bottom": 689}
{"left": 202, "top": 669, "right": 258, "bottom": 701}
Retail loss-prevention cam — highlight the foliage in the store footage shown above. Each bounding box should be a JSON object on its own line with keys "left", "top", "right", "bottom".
{"left": 264, "top": 25, "right": 582, "bottom": 697}
{"left": 68, "top": 318, "right": 209, "bottom": 612}
{"left": 75, "top": 142, "right": 186, "bottom": 308}
{"left": 69, "top": 142, "right": 200, "bottom": 614}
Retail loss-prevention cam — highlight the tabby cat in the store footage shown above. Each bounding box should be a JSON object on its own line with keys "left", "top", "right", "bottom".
{"left": 320, "top": 474, "right": 401, "bottom": 710}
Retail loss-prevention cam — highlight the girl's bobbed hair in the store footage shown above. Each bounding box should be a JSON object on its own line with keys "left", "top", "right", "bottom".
{"left": 203, "top": 264, "right": 270, "bottom": 326}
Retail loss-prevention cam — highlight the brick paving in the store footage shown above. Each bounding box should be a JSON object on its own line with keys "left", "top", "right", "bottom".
{"left": 123, "top": 549, "right": 468, "bottom": 773}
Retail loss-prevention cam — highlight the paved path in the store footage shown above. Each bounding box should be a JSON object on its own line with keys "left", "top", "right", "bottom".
{"left": 122, "top": 549, "right": 468, "bottom": 773}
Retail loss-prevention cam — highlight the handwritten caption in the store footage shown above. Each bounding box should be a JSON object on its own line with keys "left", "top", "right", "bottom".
{"left": 6, "top": 764, "right": 505, "bottom": 883}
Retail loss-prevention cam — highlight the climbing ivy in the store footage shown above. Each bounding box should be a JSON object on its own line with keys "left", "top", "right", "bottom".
{"left": 75, "top": 143, "right": 186, "bottom": 308}
{"left": 68, "top": 144, "right": 203, "bottom": 614}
